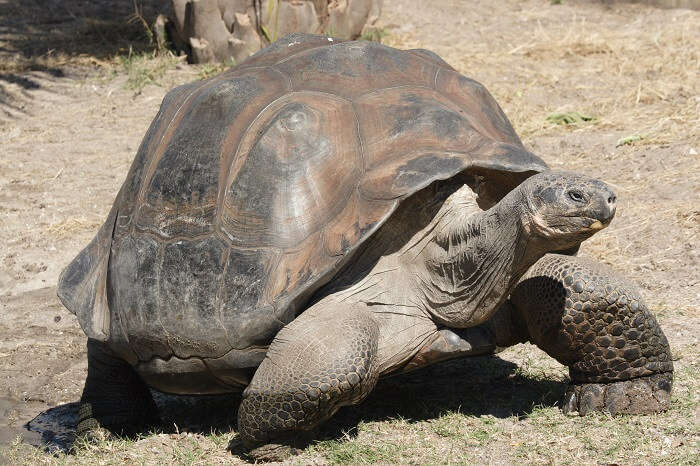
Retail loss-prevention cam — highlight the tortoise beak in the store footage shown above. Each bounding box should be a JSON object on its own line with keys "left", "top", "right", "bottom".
{"left": 590, "top": 184, "right": 617, "bottom": 229}
{"left": 600, "top": 192, "right": 617, "bottom": 225}
{"left": 588, "top": 220, "right": 605, "bottom": 230}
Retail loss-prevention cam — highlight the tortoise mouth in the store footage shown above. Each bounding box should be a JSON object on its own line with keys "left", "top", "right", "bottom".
{"left": 585, "top": 218, "right": 606, "bottom": 231}
{"left": 583, "top": 216, "right": 612, "bottom": 231}
{"left": 538, "top": 216, "right": 612, "bottom": 239}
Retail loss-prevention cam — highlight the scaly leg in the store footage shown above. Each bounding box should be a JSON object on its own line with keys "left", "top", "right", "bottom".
{"left": 77, "top": 339, "right": 160, "bottom": 437}
{"left": 510, "top": 253, "right": 673, "bottom": 415}
{"left": 237, "top": 302, "right": 380, "bottom": 461}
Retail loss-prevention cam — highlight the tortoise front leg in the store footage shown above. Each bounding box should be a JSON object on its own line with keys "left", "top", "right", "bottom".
{"left": 237, "top": 302, "right": 380, "bottom": 461}
{"left": 510, "top": 253, "right": 673, "bottom": 415}
{"left": 77, "top": 339, "right": 160, "bottom": 437}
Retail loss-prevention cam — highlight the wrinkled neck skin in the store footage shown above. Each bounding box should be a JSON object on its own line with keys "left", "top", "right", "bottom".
{"left": 408, "top": 185, "right": 547, "bottom": 328}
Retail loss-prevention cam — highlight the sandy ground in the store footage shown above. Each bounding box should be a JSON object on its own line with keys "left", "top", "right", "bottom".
{"left": 0, "top": 0, "right": 698, "bottom": 464}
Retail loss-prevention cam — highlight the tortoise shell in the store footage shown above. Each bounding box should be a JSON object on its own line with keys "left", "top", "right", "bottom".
{"left": 58, "top": 33, "right": 547, "bottom": 374}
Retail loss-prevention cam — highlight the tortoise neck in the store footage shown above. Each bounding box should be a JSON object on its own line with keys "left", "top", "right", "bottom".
{"left": 414, "top": 185, "right": 542, "bottom": 328}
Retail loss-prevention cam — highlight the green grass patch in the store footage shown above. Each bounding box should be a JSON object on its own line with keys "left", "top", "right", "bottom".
{"left": 312, "top": 437, "right": 402, "bottom": 464}
{"left": 196, "top": 58, "right": 237, "bottom": 80}
{"left": 546, "top": 111, "right": 596, "bottom": 125}
{"left": 117, "top": 47, "right": 180, "bottom": 93}
{"left": 616, "top": 133, "right": 646, "bottom": 147}
{"left": 359, "top": 27, "right": 389, "bottom": 43}
{"left": 431, "top": 412, "right": 464, "bottom": 438}
{"left": 465, "top": 420, "right": 502, "bottom": 445}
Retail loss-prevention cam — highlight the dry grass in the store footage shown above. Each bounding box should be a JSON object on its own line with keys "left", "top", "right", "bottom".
{"left": 114, "top": 49, "right": 183, "bottom": 93}
{"left": 45, "top": 218, "right": 102, "bottom": 238}
{"left": 195, "top": 60, "right": 238, "bottom": 81}
{"left": 384, "top": 3, "right": 699, "bottom": 143}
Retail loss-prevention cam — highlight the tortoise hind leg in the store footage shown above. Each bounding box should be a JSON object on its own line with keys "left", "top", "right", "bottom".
{"left": 77, "top": 339, "right": 160, "bottom": 437}
{"left": 509, "top": 254, "right": 673, "bottom": 415}
{"left": 237, "top": 302, "right": 380, "bottom": 461}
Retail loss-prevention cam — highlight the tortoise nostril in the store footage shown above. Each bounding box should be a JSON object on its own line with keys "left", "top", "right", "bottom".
{"left": 608, "top": 195, "right": 616, "bottom": 204}
{"left": 605, "top": 203, "right": 617, "bottom": 223}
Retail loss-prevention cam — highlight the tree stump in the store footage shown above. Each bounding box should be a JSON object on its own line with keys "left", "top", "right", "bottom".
{"left": 171, "top": 0, "right": 383, "bottom": 64}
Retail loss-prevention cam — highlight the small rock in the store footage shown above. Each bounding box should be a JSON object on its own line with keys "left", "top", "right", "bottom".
{"left": 7, "top": 127, "right": 21, "bottom": 141}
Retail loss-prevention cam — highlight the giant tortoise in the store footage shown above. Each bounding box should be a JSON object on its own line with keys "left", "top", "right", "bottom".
{"left": 58, "top": 33, "right": 673, "bottom": 459}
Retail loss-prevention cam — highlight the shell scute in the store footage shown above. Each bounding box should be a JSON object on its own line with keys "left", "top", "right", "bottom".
{"left": 265, "top": 230, "right": 330, "bottom": 324}
{"left": 136, "top": 70, "right": 288, "bottom": 238}
{"left": 157, "top": 236, "right": 230, "bottom": 359}
{"left": 108, "top": 235, "right": 170, "bottom": 362}
{"left": 321, "top": 192, "right": 388, "bottom": 257}
{"left": 354, "top": 87, "right": 484, "bottom": 171}
{"left": 221, "top": 91, "right": 362, "bottom": 249}
{"left": 275, "top": 40, "right": 439, "bottom": 99}
{"left": 435, "top": 69, "right": 522, "bottom": 146}
{"left": 220, "top": 248, "right": 280, "bottom": 349}
{"left": 113, "top": 82, "right": 202, "bottom": 239}
{"left": 237, "top": 33, "right": 341, "bottom": 70}
{"left": 407, "top": 48, "right": 456, "bottom": 71}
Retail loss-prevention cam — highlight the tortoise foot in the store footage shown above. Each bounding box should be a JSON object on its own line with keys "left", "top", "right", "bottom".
{"left": 562, "top": 372, "right": 673, "bottom": 416}
{"left": 247, "top": 443, "right": 299, "bottom": 462}
{"left": 76, "top": 339, "right": 161, "bottom": 438}
{"left": 74, "top": 417, "right": 112, "bottom": 445}
{"left": 77, "top": 400, "right": 161, "bottom": 438}
{"left": 240, "top": 430, "right": 315, "bottom": 462}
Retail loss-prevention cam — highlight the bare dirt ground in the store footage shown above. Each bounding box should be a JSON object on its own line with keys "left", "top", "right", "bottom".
{"left": 1, "top": 0, "right": 698, "bottom": 464}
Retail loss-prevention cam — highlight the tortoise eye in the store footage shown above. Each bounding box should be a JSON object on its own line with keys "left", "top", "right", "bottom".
{"left": 568, "top": 190, "right": 585, "bottom": 203}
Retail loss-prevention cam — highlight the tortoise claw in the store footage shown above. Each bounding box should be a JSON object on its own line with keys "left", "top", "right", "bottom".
{"left": 562, "top": 372, "right": 673, "bottom": 416}
{"left": 561, "top": 388, "right": 579, "bottom": 415}
{"left": 246, "top": 443, "right": 299, "bottom": 462}
{"left": 238, "top": 429, "right": 316, "bottom": 462}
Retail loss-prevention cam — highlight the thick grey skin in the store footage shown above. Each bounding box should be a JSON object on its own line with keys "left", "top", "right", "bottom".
{"left": 236, "top": 170, "right": 635, "bottom": 456}
{"left": 513, "top": 254, "right": 673, "bottom": 415}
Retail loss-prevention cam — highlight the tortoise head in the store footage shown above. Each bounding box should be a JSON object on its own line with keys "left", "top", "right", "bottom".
{"left": 517, "top": 170, "right": 617, "bottom": 249}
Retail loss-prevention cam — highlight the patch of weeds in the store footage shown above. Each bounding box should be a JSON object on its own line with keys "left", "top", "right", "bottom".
{"left": 671, "top": 365, "right": 700, "bottom": 411}
{"left": 466, "top": 426, "right": 492, "bottom": 445}
{"left": 431, "top": 411, "right": 464, "bottom": 438}
{"left": 463, "top": 415, "right": 503, "bottom": 446}
{"left": 662, "top": 424, "right": 692, "bottom": 435}
{"left": 551, "top": 0, "right": 564, "bottom": 4}
{"left": 261, "top": 0, "right": 281, "bottom": 43}
{"left": 525, "top": 404, "right": 562, "bottom": 424}
{"left": 1, "top": 437, "right": 49, "bottom": 465}
{"left": 128, "top": 0, "right": 156, "bottom": 47}
{"left": 360, "top": 27, "right": 389, "bottom": 43}
{"left": 546, "top": 111, "right": 596, "bottom": 125}
{"left": 312, "top": 438, "right": 402, "bottom": 464}
{"left": 513, "top": 440, "right": 534, "bottom": 459}
{"left": 616, "top": 133, "right": 646, "bottom": 147}
{"left": 118, "top": 47, "right": 179, "bottom": 93}
{"left": 208, "top": 430, "right": 233, "bottom": 449}
{"left": 171, "top": 435, "right": 209, "bottom": 465}
{"left": 599, "top": 419, "right": 645, "bottom": 460}
{"left": 197, "top": 58, "right": 236, "bottom": 80}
